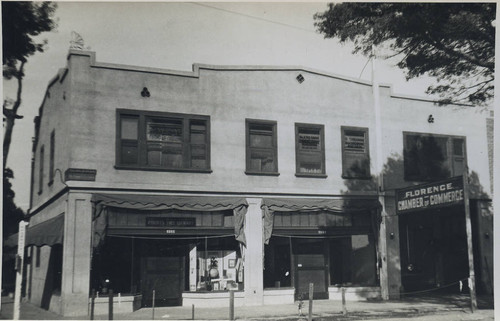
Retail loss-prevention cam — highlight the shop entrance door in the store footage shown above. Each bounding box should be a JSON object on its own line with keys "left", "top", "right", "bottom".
{"left": 293, "top": 239, "right": 329, "bottom": 300}
{"left": 141, "top": 257, "right": 185, "bottom": 307}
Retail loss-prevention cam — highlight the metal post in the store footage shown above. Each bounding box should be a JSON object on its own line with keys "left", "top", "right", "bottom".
{"left": 341, "top": 287, "right": 347, "bottom": 315}
{"left": 90, "top": 289, "right": 95, "bottom": 320}
{"left": 13, "top": 221, "right": 28, "bottom": 320}
{"left": 108, "top": 289, "right": 113, "bottom": 320}
{"left": 152, "top": 290, "right": 156, "bottom": 320}
{"left": 308, "top": 283, "right": 314, "bottom": 321}
{"left": 229, "top": 290, "right": 235, "bottom": 321}
{"left": 192, "top": 304, "right": 195, "bottom": 320}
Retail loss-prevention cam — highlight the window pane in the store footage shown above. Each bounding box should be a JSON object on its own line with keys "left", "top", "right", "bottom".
{"left": 405, "top": 135, "right": 450, "bottom": 180}
{"left": 190, "top": 145, "right": 206, "bottom": 169}
{"left": 121, "top": 117, "right": 138, "bottom": 140}
{"left": 249, "top": 124, "right": 273, "bottom": 148}
{"left": 147, "top": 118, "right": 182, "bottom": 142}
{"left": 190, "top": 121, "right": 207, "bottom": 144}
{"left": 298, "top": 152, "right": 322, "bottom": 174}
{"left": 453, "top": 138, "right": 464, "bottom": 156}
{"left": 344, "top": 130, "right": 365, "bottom": 153}
{"left": 121, "top": 142, "right": 138, "bottom": 165}
{"left": 162, "top": 144, "right": 183, "bottom": 168}
{"left": 342, "top": 128, "right": 369, "bottom": 178}
{"left": 298, "top": 128, "right": 321, "bottom": 151}
{"left": 249, "top": 149, "right": 275, "bottom": 172}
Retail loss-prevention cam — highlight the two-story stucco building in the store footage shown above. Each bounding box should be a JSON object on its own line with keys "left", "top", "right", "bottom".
{"left": 23, "top": 50, "right": 493, "bottom": 316}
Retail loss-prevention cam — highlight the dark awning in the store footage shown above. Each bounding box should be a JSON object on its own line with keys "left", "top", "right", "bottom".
{"left": 92, "top": 193, "right": 248, "bottom": 211}
{"left": 261, "top": 197, "right": 381, "bottom": 245}
{"left": 26, "top": 214, "right": 64, "bottom": 247}
{"left": 92, "top": 194, "right": 248, "bottom": 246}
{"left": 261, "top": 197, "right": 381, "bottom": 213}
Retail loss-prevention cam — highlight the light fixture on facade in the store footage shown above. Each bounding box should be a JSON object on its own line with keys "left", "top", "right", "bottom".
{"left": 296, "top": 74, "right": 305, "bottom": 84}
{"left": 428, "top": 114, "right": 434, "bottom": 123}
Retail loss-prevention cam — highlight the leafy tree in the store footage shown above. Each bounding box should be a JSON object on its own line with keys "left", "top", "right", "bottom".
{"left": 2, "top": 1, "right": 57, "bottom": 168}
{"left": 3, "top": 168, "right": 25, "bottom": 238}
{"left": 314, "top": 3, "right": 495, "bottom": 106}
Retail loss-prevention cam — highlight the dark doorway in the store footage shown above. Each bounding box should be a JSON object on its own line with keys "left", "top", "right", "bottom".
{"left": 293, "top": 239, "right": 329, "bottom": 300}
{"left": 399, "top": 206, "right": 469, "bottom": 292}
{"left": 141, "top": 257, "right": 185, "bottom": 307}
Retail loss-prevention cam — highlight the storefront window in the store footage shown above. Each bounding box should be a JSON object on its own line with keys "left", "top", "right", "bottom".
{"left": 329, "top": 235, "right": 377, "bottom": 286}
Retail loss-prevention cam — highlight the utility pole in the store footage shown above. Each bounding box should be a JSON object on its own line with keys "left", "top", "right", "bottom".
{"left": 372, "top": 47, "right": 389, "bottom": 300}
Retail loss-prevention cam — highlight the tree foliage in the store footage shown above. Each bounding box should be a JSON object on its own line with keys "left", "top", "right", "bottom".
{"left": 2, "top": 1, "right": 57, "bottom": 169}
{"left": 2, "top": 1, "right": 57, "bottom": 79}
{"left": 3, "top": 168, "right": 25, "bottom": 238}
{"left": 314, "top": 3, "right": 495, "bottom": 106}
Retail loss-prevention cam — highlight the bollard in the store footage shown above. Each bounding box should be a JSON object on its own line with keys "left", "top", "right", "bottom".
{"left": 192, "top": 304, "right": 195, "bottom": 320}
{"left": 341, "top": 287, "right": 347, "bottom": 315}
{"left": 308, "top": 283, "right": 314, "bottom": 321}
{"left": 90, "top": 289, "right": 96, "bottom": 320}
{"left": 108, "top": 289, "right": 114, "bottom": 321}
{"left": 152, "top": 290, "right": 156, "bottom": 320}
{"left": 229, "top": 290, "right": 235, "bottom": 321}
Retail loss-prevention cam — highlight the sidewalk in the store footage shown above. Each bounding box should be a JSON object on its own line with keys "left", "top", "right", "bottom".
{"left": 0, "top": 294, "right": 494, "bottom": 320}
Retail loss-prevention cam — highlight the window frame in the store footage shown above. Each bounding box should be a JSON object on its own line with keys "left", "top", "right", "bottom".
{"left": 48, "top": 130, "right": 55, "bottom": 186}
{"left": 341, "top": 126, "right": 371, "bottom": 179}
{"left": 38, "top": 145, "right": 44, "bottom": 194}
{"left": 115, "top": 109, "right": 211, "bottom": 172}
{"left": 403, "top": 131, "right": 467, "bottom": 182}
{"left": 245, "top": 119, "right": 279, "bottom": 176}
{"left": 295, "top": 123, "right": 327, "bottom": 178}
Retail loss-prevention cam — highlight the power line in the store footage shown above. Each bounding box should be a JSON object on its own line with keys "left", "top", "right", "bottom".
{"left": 190, "top": 2, "right": 317, "bottom": 34}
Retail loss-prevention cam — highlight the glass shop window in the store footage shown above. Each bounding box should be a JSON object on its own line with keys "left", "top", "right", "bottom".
{"left": 329, "top": 235, "right": 377, "bottom": 286}
{"left": 191, "top": 237, "right": 243, "bottom": 292}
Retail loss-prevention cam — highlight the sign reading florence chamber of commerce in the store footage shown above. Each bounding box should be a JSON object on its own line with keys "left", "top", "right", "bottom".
{"left": 396, "top": 176, "right": 464, "bottom": 214}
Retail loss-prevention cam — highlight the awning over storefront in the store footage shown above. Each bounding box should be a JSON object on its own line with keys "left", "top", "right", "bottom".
{"left": 261, "top": 197, "right": 381, "bottom": 244}
{"left": 25, "top": 214, "right": 64, "bottom": 247}
{"left": 91, "top": 194, "right": 248, "bottom": 247}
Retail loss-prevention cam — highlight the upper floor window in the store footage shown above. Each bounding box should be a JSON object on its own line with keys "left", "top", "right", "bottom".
{"left": 245, "top": 119, "right": 278, "bottom": 175}
{"left": 49, "top": 130, "right": 55, "bottom": 185}
{"left": 38, "top": 145, "right": 44, "bottom": 194}
{"left": 116, "top": 110, "right": 210, "bottom": 172}
{"left": 341, "top": 127, "right": 370, "bottom": 179}
{"left": 295, "top": 123, "right": 326, "bottom": 177}
{"left": 403, "top": 132, "right": 465, "bottom": 181}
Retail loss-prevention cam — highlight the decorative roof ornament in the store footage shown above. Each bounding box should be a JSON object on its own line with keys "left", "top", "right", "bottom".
{"left": 70, "top": 31, "right": 84, "bottom": 50}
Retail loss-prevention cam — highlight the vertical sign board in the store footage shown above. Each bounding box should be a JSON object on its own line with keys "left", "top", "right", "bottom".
{"left": 13, "top": 221, "right": 28, "bottom": 320}
{"left": 189, "top": 245, "right": 197, "bottom": 291}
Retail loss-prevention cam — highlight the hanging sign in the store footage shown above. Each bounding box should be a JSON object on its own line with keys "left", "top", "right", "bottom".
{"left": 396, "top": 176, "right": 464, "bottom": 214}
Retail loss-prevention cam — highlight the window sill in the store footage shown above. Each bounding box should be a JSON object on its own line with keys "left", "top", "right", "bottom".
{"left": 115, "top": 165, "right": 213, "bottom": 173}
{"left": 245, "top": 171, "right": 280, "bottom": 176}
{"left": 295, "top": 173, "right": 327, "bottom": 178}
{"left": 342, "top": 175, "right": 372, "bottom": 180}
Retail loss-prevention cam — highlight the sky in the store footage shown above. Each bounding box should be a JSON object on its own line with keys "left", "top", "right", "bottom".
{"left": 3, "top": 2, "right": 438, "bottom": 211}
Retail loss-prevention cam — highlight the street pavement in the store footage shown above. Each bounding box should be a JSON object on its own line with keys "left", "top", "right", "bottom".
{"left": 0, "top": 293, "right": 494, "bottom": 320}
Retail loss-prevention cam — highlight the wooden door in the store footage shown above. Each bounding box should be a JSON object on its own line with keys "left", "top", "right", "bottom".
{"left": 293, "top": 239, "right": 329, "bottom": 300}
{"left": 141, "top": 257, "right": 185, "bottom": 307}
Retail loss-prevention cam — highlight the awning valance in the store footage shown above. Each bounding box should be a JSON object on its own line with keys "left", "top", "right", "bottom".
{"left": 25, "top": 214, "right": 64, "bottom": 247}
{"left": 92, "top": 193, "right": 248, "bottom": 211}
{"left": 261, "top": 197, "right": 381, "bottom": 213}
{"left": 261, "top": 198, "right": 381, "bottom": 245}
{"left": 92, "top": 194, "right": 248, "bottom": 247}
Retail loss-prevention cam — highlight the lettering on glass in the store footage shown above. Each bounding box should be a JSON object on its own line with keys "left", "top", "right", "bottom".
{"left": 344, "top": 131, "right": 365, "bottom": 152}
